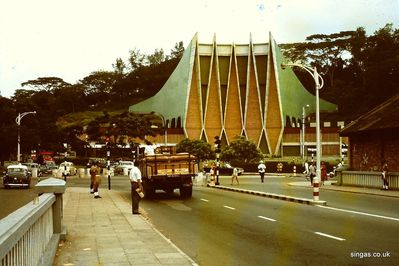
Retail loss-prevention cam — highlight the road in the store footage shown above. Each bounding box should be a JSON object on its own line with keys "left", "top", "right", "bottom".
{"left": 2, "top": 175, "right": 398, "bottom": 265}
{"left": 0, "top": 178, "right": 40, "bottom": 220}
{"left": 138, "top": 183, "right": 398, "bottom": 265}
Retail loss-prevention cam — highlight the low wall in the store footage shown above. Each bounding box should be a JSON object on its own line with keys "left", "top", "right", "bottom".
{"left": 0, "top": 178, "right": 66, "bottom": 266}
{"left": 337, "top": 170, "right": 399, "bottom": 190}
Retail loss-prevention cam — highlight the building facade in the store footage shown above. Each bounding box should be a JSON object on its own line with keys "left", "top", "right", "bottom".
{"left": 340, "top": 94, "right": 399, "bottom": 172}
{"left": 129, "top": 33, "right": 337, "bottom": 157}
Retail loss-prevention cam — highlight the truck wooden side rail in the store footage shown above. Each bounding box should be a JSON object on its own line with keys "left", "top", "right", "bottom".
{"left": 139, "top": 153, "right": 198, "bottom": 198}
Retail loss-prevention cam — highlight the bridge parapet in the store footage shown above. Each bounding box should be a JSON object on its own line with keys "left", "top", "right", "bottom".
{"left": 336, "top": 170, "right": 399, "bottom": 190}
{"left": 0, "top": 178, "right": 66, "bottom": 266}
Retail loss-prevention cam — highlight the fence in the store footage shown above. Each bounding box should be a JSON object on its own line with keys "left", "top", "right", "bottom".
{"left": 336, "top": 170, "right": 399, "bottom": 190}
{"left": 0, "top": 178, "right": 66, "bottom": 266}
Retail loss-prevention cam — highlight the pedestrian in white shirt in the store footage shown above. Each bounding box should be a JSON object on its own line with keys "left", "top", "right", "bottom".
{"left": 258, "top": 161, "right": 266, "bottom": 182}
{"left": 129, "top": 163, "right": 143, "bottom": 214}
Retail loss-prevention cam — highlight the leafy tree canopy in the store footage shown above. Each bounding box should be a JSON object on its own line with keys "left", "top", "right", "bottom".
{"left": 176, "top": 138, "right": 215, "bottom": 161}
{"left": 221, "top": 136, "right": 263, "bottom": 165}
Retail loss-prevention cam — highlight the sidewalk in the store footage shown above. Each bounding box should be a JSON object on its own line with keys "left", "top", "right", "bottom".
{"left": 54, "top": 187, "right": 196, "bottom": 266}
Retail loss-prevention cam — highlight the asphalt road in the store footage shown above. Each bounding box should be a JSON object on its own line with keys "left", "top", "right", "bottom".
{"left": 137, "top": 185, "right": 398, "bottom": 266}
{"left": 0, "top": 178, "right": 40, "bottom": 220}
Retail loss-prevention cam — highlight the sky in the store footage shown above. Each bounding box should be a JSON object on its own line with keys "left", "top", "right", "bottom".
{"left": 1, "top": 0, "right": 398, "bottom": 98}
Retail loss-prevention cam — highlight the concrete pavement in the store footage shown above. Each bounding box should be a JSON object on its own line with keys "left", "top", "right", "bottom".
{"left": 53, "top": 187, "right": 197, "bottom": 266}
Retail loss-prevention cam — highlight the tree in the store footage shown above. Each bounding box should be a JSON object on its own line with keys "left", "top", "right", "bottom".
{"left": 21, "top": 77, "right": 71, "bottom": 92}
{"left": 85, "top": 111, "right": 163, "bottom": 145}
{"left": 176, "top": 138, "right": 214, "bottom": 161}
{"left": 112, "top": 57, "right": 127, "bottom": 74}
{"left": 79, "top": 71, "right": 122, "bottom": 107}
{"left": 170, "top": 41, "right": 184, "bottom": 59}
{"left": 147, "top": 48, "right": 165, "bottom": 65}
{"left": 128, "top": 48, "right": 146, "bottom": 71}
{"left": 221, "top": 136, "right": 263, "bottom": 165}
{"left": 0, "top": 97, "right": 17, "bottom": 161}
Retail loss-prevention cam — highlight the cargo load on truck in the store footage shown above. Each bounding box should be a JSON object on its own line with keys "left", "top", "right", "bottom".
{"left": 138, "top": 152, "right": 198, "bottom": 198}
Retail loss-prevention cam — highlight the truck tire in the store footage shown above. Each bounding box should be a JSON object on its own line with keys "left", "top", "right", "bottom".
{"left": 144, "top": 184, "right": 155, "bottom": 199}
{"left": 165, "top": 188, "right": 174, "bottom": 194}
{"left": 180, "top": 187, "right": 192, "bottom": 198}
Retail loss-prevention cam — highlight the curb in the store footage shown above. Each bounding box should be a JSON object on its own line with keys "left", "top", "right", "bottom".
{"left": 213, "top": 185, "right": 327, "bottom": 206}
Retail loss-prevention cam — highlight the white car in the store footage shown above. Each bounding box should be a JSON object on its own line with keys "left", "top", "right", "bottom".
{"left": 115, "top": 161, "right": 134, "bottom": 174}
{"left": 59, "top": 161, "right": 77, "bottom": 175}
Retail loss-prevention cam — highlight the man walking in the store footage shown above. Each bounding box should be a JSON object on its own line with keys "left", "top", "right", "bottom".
{"left": 129, "top": 162, "right": 143, "bottom": 214}
{"left": 258, "top": 161, "right": 266, "bottom": 183}
{"left": 231, "top": 166, "right": 239, "bottom": 185}
{"left": 308, "top": 162, "right": 316, "bottom": 186}
{"left": 90, "top": 162, "right": 101, "bottom": 199}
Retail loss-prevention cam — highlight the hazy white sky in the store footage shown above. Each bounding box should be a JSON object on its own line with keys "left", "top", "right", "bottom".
{"left": 1, "top": 0, "right": 398, "bottom": 98}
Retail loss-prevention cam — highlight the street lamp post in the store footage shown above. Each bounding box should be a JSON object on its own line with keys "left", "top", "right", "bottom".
{"left": 301, "top": 104, "right": 310, "bottom": 162}
{"left": 282, "top": 63, "right": 324, "bottom": 201}
{"left": 15, "top": 111, "right": 36, "bottom": 163}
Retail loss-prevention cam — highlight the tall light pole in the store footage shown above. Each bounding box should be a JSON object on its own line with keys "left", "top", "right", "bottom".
{"left": 302, "top": 104, "right": 310, "bottom": 162}
{"left": 15, "top": 111, "right": 36, "bottom": 163}
{"left": 282, "top": 63, "right": 324, "bottom": 201}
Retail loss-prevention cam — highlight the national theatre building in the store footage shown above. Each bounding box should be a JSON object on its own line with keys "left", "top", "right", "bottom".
{"left": 129, "top": 33, "right": 340, "bottom": 157}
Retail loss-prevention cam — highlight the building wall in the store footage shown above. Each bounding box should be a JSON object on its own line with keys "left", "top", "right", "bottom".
{"left": 349, "top": 131, "right": 399, "bottom": 172}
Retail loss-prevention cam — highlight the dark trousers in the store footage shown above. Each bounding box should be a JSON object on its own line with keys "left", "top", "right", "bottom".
{"left": 259, "top": 172, "right": 265, "bottom": 182}
{"left": 310, "top": 174, "right": 315, "bottom": 185}
{"left": 131, "top": 182, "right": 141, "bottom": 214}
{"left": 382, "top": 177, "right": 389, "bottom": 188}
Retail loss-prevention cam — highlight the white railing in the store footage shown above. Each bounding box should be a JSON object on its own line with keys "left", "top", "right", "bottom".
{"left": 337, "top": 171, "right": 399, "bottom": 190}
{"left": 0, "top": 178, "right": 65, "bottom": 266}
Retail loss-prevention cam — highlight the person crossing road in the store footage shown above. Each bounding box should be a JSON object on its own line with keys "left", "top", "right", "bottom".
{"left": 258, "top": 161, "right": 266, "bottom": 183}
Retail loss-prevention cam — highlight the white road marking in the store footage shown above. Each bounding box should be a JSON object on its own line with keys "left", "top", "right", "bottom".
{"left": 316, "top": 205, "right": 399, "bottom": 222}
{"left": 223, "top": 205, "right": 236, "bottom": 210}
{"left": 200, "top": 198, "right": 209, "bottom": 202}
{"left": 315, "top": 232, "right": 346, "bottom": 241}
{"left": 258, "top": 216, "right": 276, "bottom": 222}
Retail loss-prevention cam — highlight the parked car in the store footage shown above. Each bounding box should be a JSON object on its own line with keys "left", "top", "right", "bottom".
{"left": 3, "top": 164, "right": 32, "bottom": 188}
{"left": 114, "top": 161, "right": 135, "bottom": 175}
{"left": 22, "top": 162, "right": 42, "bottom": 177}
{"left": 58, "top": 161, "right": 77, "bottom": 175}
{"left": 42, "top": 161, "right": 58, "bottom": 174}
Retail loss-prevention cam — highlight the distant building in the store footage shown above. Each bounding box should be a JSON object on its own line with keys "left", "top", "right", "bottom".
{"left": 129, "top": 33, "right": 337, "bottom": 157}
{"left": 340, "top": 93, "right": 399, "bottom": 172}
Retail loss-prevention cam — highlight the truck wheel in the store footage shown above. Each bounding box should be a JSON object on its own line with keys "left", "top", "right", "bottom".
{"left": 165, "top": 188, "right": 174, "bottom": 194}
{"left": 180, "top": 187, "right": 192, "bottom": 198}
{"left": 144, "top": 186, "right": 155, "bottom": 199}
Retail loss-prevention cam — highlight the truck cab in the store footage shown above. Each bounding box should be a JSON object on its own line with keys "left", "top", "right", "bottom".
{"left": 138, "top": 152, "right": 198, "bottom": 198}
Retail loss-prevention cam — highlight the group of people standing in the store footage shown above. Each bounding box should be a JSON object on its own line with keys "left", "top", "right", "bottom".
{"left": 303, "top": 161, "right": 329, "bottom": 186}
{"left": 89, "top": 160, "right": 144, "bottom": 214}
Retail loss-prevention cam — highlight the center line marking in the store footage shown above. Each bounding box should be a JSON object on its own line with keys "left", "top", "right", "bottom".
{"left": 223, "top": 205, "right": 235, "bottom": 210}
{"left": 316, "top": 205, "right": 399, "bottom": 222}
{"left": 200, "top": 198, "right": 209, "bottom": 202}
{"left": 315, "top": 232, "right": 346, "bottom": 241}
{"left": 258, "top": 216, "right": 276, "bottom": 222}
